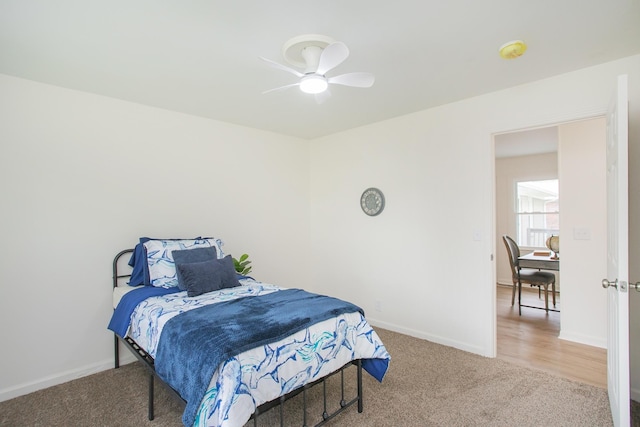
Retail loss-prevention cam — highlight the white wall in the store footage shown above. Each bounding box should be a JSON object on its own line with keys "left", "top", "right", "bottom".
{"left": 0, "top": 74, "right": 311, "bottom": 401}
{"left": 495, "top": 151, "right": 558, "bottom": 286}
{"left": 309, "top": 107, "right": 495, "bottom": 356}
{"left": 309, "top": 55, "right": 640, "bottom": 363}
{"left": 557, "top": 118, "right": 607, "bottom": 347}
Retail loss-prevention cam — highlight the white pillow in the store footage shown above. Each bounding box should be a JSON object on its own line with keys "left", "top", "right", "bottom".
{"left": 143, "top": 238, "right": 224, "bottom": 288}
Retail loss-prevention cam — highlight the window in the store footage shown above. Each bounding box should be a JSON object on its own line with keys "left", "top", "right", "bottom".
{"left": 516, "top": 179, "right": 559, "bottom": 247}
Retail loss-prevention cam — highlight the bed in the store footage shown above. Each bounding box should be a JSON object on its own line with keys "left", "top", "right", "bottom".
{"left": 107, "top": 237, "right": 390, "bottom": 427}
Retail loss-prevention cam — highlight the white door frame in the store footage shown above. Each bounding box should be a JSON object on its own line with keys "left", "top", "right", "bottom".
{"left": 489, "top": 111, "right": 607, "bottom": 358}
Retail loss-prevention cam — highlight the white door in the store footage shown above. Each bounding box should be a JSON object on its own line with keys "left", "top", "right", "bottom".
{"left": 604, "top": 74, "right": 629, "bottom": 427}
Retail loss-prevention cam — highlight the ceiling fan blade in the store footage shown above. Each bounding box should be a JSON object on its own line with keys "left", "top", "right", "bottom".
{"left": 259, "top": 56, "right": 304, "bottom": 78}
{"left": 328, "top": 72, "right": 375, "bottom": 88}
{"left": 262, "top": 83, "right": 300, "bottom": 94}
{"left": 316, "top": 42, "right": 349, "bottom": 75}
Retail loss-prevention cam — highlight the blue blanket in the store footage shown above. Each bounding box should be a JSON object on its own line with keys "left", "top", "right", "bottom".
{"left": 155, "top": 288, "right": 365, "bottom": 427}
{"left": 108, "top": 286, "right": 180, "bottom": 338}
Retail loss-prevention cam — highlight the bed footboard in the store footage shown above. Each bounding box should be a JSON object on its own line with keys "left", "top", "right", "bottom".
{"left": 118, "top": 334, "right": 363, "bottom": 425}
{"left": 250, "top": 359, "right": 363, "bottom": 427}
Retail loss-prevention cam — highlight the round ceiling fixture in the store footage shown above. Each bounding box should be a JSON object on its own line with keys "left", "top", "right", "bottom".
{"left": 299, "top": 75, "right": 329, "bottom": 94}
{"left": 282, "top": 34, "right": 335, "bottom": 69}
{"left": 499, "top": 40, "right": 527, "bottom": 59}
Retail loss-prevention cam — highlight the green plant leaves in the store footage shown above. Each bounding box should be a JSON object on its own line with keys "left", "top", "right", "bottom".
{"left": 233, "top": 253, "right": 252, "bottom": 275}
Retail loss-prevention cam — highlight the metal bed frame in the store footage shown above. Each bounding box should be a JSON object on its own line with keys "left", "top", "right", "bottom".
{"left": 111, "top": 248, "right": 364, "bottom": 426}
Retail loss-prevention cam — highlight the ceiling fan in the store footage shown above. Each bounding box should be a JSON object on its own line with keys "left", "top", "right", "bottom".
{"left": 259, "top": 34, "right": 375, "bottom": 100}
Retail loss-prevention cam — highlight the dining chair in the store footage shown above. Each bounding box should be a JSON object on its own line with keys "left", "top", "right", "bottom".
{"left": 502, "top": 235, "right": 556, "bottom": 314}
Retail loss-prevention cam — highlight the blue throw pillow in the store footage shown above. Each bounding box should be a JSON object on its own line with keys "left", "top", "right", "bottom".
{"left": 217, "top": 255, "right": 242, "bottom": 290}
{"left": 177, "top": 259, "right": 224, "bottom": 297}
{"left": 172, "top": 247, "right": 217, "bottom": 291}
{"left": 176, "top": 255, "right": 241, "bottom": 297}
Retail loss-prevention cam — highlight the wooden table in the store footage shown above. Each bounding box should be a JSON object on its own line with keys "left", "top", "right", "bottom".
{"left": 518, "top": 252, "right": 559, "bottom": 271}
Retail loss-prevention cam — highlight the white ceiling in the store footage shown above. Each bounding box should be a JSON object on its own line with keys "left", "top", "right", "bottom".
{"left": 495, "top": 126, "right": 558, "bottom": 158}
{"left": 1, "top": 1, "right": 639, "bottom": 140}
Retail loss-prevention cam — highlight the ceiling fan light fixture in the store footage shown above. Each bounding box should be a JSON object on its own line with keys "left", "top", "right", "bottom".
{"left": 299, "top": 75, "right": 328, "bottom": 94}
{"left": 499, "top": 40, "right": 527, "bottom": 59}
{"left": 261, "top": 35, "right": 374, "bottom": 97}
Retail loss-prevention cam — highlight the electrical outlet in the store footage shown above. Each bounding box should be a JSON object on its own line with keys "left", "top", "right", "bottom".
{"left": 374, "top": 300, "right": 382, "bottom": 312}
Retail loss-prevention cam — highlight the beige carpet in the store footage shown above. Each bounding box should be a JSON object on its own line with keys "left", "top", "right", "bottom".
{"left": 0, "top": 328, "right": 618, "bottom": 426}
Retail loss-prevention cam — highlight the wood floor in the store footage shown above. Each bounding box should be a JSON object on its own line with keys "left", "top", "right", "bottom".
{"left": 496, "top": 284, "right": 607, "bottom": 389}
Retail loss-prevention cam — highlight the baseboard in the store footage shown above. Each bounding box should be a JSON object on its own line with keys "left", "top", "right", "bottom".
{"left": 558, "top": 330, "right": 606, "bottom": 349}
{"left": 367, "top": 318, "right": 488, "bottom": 357}
{"left": 0, "top": 352, "right": 137, "bottom": 403}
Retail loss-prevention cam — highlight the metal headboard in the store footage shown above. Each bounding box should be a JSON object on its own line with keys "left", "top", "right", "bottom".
{"left": 112, "top": 248, "right": 134, "bottom": 288}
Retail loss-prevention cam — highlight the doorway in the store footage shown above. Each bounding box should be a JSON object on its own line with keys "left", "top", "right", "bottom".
{"left": 493, "top": 118, "right": 608, "bottom": 387}
{"left": 494, "top": 126, "right": 559, "bottom": 302}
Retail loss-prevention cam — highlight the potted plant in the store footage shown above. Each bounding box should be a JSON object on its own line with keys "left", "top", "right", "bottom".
{"left": 233, "top": 253, "right": 252, "bottom": 275}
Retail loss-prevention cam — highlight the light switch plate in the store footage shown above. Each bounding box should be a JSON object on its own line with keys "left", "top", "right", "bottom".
{"left": 573, "top": 227, "right": 591, "bottom": 240}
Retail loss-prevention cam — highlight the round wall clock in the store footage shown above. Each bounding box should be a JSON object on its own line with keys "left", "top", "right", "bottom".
{"left": 360, "top": 187, "right": 385, "bottom": 216}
